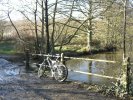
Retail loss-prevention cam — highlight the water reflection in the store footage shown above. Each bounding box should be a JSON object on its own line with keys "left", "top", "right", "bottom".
{"left": 66, "top": 51, "right": 123, "bottom": 85}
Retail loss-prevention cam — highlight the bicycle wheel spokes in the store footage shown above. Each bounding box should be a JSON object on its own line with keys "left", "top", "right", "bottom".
{"left": 54, "top": 64, "right": 68, "bottom": 82}
{"left": 38, "top": 65, "right": 51, "bottom": 78}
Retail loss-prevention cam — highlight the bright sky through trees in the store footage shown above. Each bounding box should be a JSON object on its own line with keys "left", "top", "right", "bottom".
{"left": 0, "top": 0, "right": 56, "bottom": 20}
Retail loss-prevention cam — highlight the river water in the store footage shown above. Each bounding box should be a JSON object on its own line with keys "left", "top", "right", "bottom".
{"left": 0, "top": 51, "right": 132, "bottom": 86}
{"left": 66, "top": 51, "right": 130, "bottom": 85}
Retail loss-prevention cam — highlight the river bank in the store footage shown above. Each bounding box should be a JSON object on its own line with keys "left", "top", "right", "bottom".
{"left": 60, "top": 47, "right": 116, "bottom": 57}
{"left": 0, "top": 53, "right": 118, "bottom": 100}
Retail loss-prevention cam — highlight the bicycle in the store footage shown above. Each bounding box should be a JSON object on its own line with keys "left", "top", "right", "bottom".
{"left": 37, "top": 54, "right": 68, "bottom": 82}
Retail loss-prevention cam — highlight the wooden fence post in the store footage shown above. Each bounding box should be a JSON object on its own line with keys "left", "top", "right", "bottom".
{"left": 61, "top": 53, "right": 65, "bottom": 64}
{"left": 25, "top": 49, "right": 30, "bottom": 70}
{"left": 126, "top": 57, "right": 131, "bottom": 95}
{"left": 122, "top": 57, "right": 131, "bottom": 95}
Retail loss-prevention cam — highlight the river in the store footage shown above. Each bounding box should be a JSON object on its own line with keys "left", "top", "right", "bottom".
{"left": 66, "top": 51, "right": 131, "bottom": 85}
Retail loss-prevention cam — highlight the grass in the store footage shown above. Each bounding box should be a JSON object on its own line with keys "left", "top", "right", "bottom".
{"left": 55, "top": 45, "right": 86, "bottom": 52}
{"left": 0, "top": 40, "right": 115, "bottom": 55}
{"left": 55, "top": 45, "right": 105, "bottom": 53}
{"left": 0, "top": 41, "right": 16, "bottom": 54}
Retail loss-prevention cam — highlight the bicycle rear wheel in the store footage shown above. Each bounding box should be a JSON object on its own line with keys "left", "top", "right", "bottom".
{"left": 53, "top": 64, "right": 68, "bottom": 82}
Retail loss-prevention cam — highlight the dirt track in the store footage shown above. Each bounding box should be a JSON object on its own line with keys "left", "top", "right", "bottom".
{"left": 0, "top": 54, "right": 117, "bottom": 100}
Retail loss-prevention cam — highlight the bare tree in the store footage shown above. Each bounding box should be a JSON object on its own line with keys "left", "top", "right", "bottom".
{"left": 41, "top": 0, "right": 45, "bottom": 53}
{"left": 44, "top": 0, "right": 50, "bottom": 54}
{"left": 34, "top": 0, "right": 40, "bottom": 53}
{"left": 51, "top": 0, "right": 58, "bottom": 54}
{"left": 74, "top": 0, "right": 115, "bottom": 51}
{"left": 2, "top": 0, "right": 121, "bottom": 54}
{"left": 8, "top": 11, "right": 22, "bottom": 40}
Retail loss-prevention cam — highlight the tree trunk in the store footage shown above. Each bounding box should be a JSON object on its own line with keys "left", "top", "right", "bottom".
{"left": 87, "top": 30, "right": 92, "bottom": 51}
{"left": 51, "top": 0, "right": 58, "bottom": 54}
{"left": 87, "top": 0, "right": 93, "bottom": 51}
{"left": 41, "top": 0, "right": 45, "bottom": 53}
{"left": 123, "top": 0, "right": 127, "bottom": 59}
{"left": 45, "top": 0, "right": 50, "bottom": 54}
{"left": 35, "top": 0, "right": 40, "bottom": 53}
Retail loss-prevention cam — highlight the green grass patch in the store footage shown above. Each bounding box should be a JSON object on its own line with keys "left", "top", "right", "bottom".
{"left": 0, "top": 41, "right": 16, "bottom": 54}
{"left": 55, "top": 45, "right": 104, "bottom": 53}
{"left": 55, "top": 45, "right": 84, "bottom": 52}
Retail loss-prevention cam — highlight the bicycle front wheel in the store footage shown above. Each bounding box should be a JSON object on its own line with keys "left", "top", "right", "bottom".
{"left": 53, "top": 64, "right": 68, "bottom": 82}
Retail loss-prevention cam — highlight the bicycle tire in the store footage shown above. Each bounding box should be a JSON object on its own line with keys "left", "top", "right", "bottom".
{"left": 53, "top": 64, "right": 68, "bottom": 82}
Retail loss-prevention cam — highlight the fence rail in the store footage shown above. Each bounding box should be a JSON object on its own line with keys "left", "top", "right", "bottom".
{"left": 69, "top": 69, "right": 120, "bottom": 80}
{"left": 31, "top": 53, "right": 120, "bottom": 80}
{"left": 25, "top": 52, "right": 132, "bottom": 95}
{"left": 32, "top": 53, "right": 118, "bottom": 63}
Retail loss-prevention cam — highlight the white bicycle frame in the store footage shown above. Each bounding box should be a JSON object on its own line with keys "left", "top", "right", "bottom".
{"left": 39, "top": 56, "right": 60, "bottom": 77}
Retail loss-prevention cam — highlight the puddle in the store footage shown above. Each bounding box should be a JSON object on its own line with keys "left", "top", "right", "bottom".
{"left": 66, "top": 52, "right": 121, "bottom": 85}
{"left": 0, "top": 58, "right": 20, "bottom": 83}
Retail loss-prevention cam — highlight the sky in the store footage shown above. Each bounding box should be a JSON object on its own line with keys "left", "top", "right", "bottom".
{"left": 0, "top": 0, "right": 24, "bottom": 20}
{"left": 2, "top": 0, "right": 129, "bottom": 21}
{"left": 0, "top": 0, "right": 101, "bottom": 21}
{"left": 0, "top": 0, "right": 56, "bottom": 21}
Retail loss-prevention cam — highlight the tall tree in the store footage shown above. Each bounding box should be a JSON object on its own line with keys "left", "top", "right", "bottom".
{"left": 41, "top": 0, "right": 45, "bottom": 53}
{"left": 45, "top": 0, "right": 50, "bottom": 54}
{"left": 34, "top": 0, "right": 40, "bottom": 53}
{"left": 61, "top": 0, "right": 115, "bottom": 51}
{"left": 51, "top": 0, "right": 58, "bottom": 54}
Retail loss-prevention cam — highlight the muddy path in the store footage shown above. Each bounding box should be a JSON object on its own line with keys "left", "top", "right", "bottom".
{"left": 0, "top": 54, "right": 117, "bottom": 100}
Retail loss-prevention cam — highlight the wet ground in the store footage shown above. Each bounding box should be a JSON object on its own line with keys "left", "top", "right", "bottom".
{"left": 0, "top": 54, "right": 117, "bottom": 100}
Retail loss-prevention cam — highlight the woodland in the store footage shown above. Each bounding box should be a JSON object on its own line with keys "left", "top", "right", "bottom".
{"left": 0, "top": 0, "right": 132, "bottom": 55}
